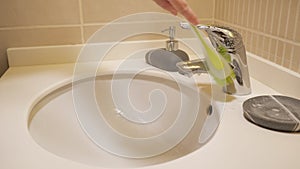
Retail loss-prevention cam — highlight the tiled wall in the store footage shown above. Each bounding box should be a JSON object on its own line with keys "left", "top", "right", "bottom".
{"left": 214, "top": 0, "right": 300, "bottom": 73}
{"left": 0, "top": 0, "right": 213, "bottom": 76}
{"left": 1, "top": 0, "right": 299, "bottom": 76}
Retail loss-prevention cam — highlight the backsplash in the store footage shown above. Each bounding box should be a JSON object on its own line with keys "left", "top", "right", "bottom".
{"left": 0, "top": 0, "right": 299, "bottom": 76}
{"left": 214, "top": 0, "right": 300, "bottom": 73}
{"left": 0, "top": 0, "right": 213, "bottom": 76}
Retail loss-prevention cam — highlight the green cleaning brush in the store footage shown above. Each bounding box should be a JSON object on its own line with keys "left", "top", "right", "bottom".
{"left": 191, "top": 25, "right": 235, "bottom": 86}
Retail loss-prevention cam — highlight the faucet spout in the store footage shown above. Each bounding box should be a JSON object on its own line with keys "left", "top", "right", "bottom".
{"left": 176, "top": 59, "right": 208, "bottom": 77}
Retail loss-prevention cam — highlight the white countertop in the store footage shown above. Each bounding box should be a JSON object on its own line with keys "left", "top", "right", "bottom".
{"left": 1, "top": 43, "right": 300, "bottom": 169}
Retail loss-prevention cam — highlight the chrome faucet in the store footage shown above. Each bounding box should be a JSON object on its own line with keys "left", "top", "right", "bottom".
{"left": 178, "top": 23, "right": 251, "bottom": 95}
{"left": 145, "top": 23, "right": 251, "bottom": 95}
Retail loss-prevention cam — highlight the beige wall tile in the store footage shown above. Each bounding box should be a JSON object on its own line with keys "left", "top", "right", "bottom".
{"left": 215, "top": 0, "right": 300, "bottom": 72}
{"left": 291, "top": 45, "right": 300, "bottom": 72}
{"left": 257, "top": 34, "right": 264, "bottom": 57}
{"left": 124, "top": 34, "right": 166, "bottom": 42}
{"left": 269, "top": 39, "right": 277, "bottom": 62}
{"left": 1, "top": 0, "right": 299, "bottom": 76}
{"left": 262, "top": 36, "right": 271, "bottom": 59}
{"left": 275, "top": 40, "right": 284, "bottom": 65}
{"left": 187, "top": 0, "right": 214, "bottom": 19}
{"left": 252, "top": 33, "right": 259, "bottom": 55}
{"left": 82, "top": 0, "right": 213, "bottom": 24}
{"left": 0, "top": 0, "right": 80, "bottom": 27}
{"left": 283, "top": 43, "right": 292, "bottom": 68}
{"left": 295, "top": 10, "right": 300, "bottom": 42}
{"left": 245, "top": 31, "right": 252, "bottom": 52}
{"left": 239, "top": 29, "right": 246, "bottom": 40}
{"left": 0, "top": 26, "right": 81, "bottom": 76}
{"left": 82, "top": 0, "right": 165, "bottom": 23}
{"left": 0, "top": 27, "right": 81, "bottom": 47}
{"left": 84, "top": 25, "right": 103, "bottom": 42}
{"left": 83, "top": 25, "right": 166, "bottom": 43}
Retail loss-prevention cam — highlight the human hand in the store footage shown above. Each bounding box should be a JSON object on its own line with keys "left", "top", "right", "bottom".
{"left": 153, "top": 0, "right": 199, "bottom": 25}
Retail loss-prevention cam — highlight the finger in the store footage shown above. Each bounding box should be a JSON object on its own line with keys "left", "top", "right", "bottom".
{"left": 153, "top": 0, "right": 178, "bottom": 15}
{"left": 168, "top": 0, "right": 200, "bottom": 25}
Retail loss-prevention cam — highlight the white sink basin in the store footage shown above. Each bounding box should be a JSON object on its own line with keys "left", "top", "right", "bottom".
{"left": 28, "top": 71, "right": 219, "bottom": 168}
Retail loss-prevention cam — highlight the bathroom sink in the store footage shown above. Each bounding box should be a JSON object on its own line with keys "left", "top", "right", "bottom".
{"left": 28, "top": 70, "right": 219, "bottom": 168}
{"left": 26, "top": 12, "right": 223, "bottom": 167}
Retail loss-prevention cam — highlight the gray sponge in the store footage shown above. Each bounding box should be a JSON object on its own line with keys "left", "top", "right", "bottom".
{"left": 145, "top": 48, "right": 189, "bottom": 72}
{"left": 243, "top": 95, "right": 300, "bottom": 132}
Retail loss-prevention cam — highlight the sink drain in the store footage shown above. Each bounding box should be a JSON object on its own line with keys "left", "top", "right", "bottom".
{"left": 207, "top": 105, "right": 213, "bottom": 116}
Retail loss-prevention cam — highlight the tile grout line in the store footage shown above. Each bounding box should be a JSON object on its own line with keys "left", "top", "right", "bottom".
{"left": 221, "top": 0, "right": 225, "bottom": 20}
{"left": 0, "top": 24, "right": 81, "bottom": 30}
{"left": 78, "top": 0, "right": 84, "bottom": 44}
{"left": 225, "top": 0, "right": 229, "bottom": 22}
{"left": 262, "top": 36, "right": 268, "bottom": 59}
{"left": 263, "top": 0, "right": 270, "bottom": 32}
{"left": 236, "top": 0, "right": 241, "bottom": 25}
{"left": 292, "top": 1, "right": 300, "bottom": 41}
{"left": 218, "top": 0, "right": 221, "bottom": 20}
{"left": 241, "top": 0, "right": 246, "bottom": 26}
{"left": 223, "top": 0, "right": 226, "bottom": 20}
{"left": 254, "top": 0, "right": 259, "bottom": 29}
{"left": 251, "top": 0, "right": 257, "bottom": 29}
{"left": 272, "top": 39, "right": 278, "bottom": 62}
{"left": 276, "top": 0, "right": 284, "bottom": 36}
{"left": 257, "top": 0, "right": 263, "bottom": 30}
{"left": 246, "top": 0, "right": 251, "bottom": 28}
{"left": 284, "top": 0, "right": 292, "bottom": 38}
{"left": 235, "top": 0, "right": 239, "bottom": 24}
{"left": 280, "top": 41, "right": 286, "bottom": 66}
{"left": 267, "top": 34, "right": 272, "bottom": 60}
{"left": 274, "top": 37, "right": 279, "bottom": 63}
{"left": 229, "top": 0, "right": 232, "bottom": 21}
{"left": 249, "top": 31, "right": 253, "bottom": 53}
{"left": 289, "top": 44, "right": 295, "bottom": 69}
{"left": 212, "top": 0, "right": 216, "bottom": 21}
{"left": 231, "top": 0, "right": 235, "bottom": 24}
{"left": 269, "top": 0, "right": 276, "bottom": 35}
